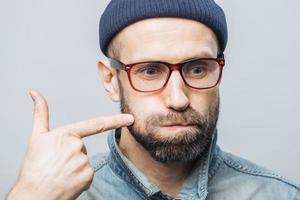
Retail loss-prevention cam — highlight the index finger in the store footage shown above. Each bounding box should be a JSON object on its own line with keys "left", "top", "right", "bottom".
{"left": 53, "top": 114, "right": 134, "bottom": 138}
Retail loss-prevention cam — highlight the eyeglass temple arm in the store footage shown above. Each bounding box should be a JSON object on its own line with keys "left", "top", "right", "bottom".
{"left": 217, "top": 52, "right": 225, "bottom": 67}
{"left": 218, "top": 52, "right": 225, "bottom": 59}
{"left": 109, "top": 58, "right": 124, "bottom": 70}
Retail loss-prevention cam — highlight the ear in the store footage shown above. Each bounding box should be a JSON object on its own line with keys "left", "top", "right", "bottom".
{"left": 97, "top": 59, "right": 121, "bottom": 102}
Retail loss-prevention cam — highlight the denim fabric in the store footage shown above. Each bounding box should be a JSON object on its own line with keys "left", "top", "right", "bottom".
{"left": 78, "top": 128, "right": 300, "bottom": 200}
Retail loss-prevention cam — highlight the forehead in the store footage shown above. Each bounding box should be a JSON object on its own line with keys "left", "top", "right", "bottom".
{"left": 114, "top": 17, "right": 219, "bottom": 64}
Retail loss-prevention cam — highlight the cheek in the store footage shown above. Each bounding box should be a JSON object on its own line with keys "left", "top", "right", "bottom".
{"left": 127, "top": 94, "right": 164, "bottom": 119}
{"left": 189, "top": 88, "right": 219, "bottom": 113}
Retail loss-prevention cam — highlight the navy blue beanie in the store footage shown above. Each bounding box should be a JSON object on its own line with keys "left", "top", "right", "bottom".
{"left": 99, "top": 0, "right": 228, "bottom": 56}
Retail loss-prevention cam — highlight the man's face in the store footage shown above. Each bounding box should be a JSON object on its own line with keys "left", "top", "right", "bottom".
{"left": 111, "top": 17, "right": 220, "bottom": 163}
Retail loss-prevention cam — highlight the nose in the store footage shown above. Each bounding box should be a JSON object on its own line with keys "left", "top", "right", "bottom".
{"left": 163, "top": 70, "right": 190, "bottom": 111}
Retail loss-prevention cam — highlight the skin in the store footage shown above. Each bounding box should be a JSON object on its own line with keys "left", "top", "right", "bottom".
{"left": 98, "top": 17, "right": 220, "bottom": 197}
{"left": 7, "top": 17, "right": 220, "bottom": 199}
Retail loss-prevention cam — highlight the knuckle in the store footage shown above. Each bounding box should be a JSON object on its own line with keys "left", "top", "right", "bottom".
{"left": 82, "top": 155, "right": 90, "bottom": 165}
{"left": 71, "top": 139, "right": 84, "bottom": 151}
{"left": 76, "top": 154, "right": 89, "bottom": 166}
{"left": 96, "top": 125, "right": 105, "bottom": 133}
{"left": 90, "top": 119, "right": 105, "bottom": 133}
{"left": 86, "top": 167, "right": 94, "bottom": 179}
{"left": 83, "top": 167, "right": 94, "bottom": 184}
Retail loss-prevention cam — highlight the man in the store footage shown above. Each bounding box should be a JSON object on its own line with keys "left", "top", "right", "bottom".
{"left": 7, "top": 0, "right": 300, "bottom": 199}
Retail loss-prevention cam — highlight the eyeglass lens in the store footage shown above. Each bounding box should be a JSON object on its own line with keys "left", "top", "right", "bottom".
{"left": 130, "top": 59, "right": 221, "bottom": 91}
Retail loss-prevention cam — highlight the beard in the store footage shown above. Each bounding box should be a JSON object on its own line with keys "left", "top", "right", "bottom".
{"left": 118, "top": 82, "right": 220, "bottom": 163}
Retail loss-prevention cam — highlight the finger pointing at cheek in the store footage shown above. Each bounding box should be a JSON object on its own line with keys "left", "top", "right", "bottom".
{"left": 53, "top": 114, "right": 134, "bottom": 138}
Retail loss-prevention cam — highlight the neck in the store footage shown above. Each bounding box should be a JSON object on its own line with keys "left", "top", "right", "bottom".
{"left": 118, "top": 127, "right": 194, "bottom": 197}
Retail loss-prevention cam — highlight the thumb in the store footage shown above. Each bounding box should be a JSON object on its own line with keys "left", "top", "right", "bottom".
{"left": 30, "top": 90, "right": 50, "bottom": 136}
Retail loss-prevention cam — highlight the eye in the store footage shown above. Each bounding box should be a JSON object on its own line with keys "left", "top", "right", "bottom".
{"left": 184, "top": 64, "right": 208, "bottom": 76}
{"left": 190, "top": 66, "right": 206, "bottom": 74}
{"left": 133, "top": 63, "right": 167, "bottom": 79}
{"left": 141, "top": 66, "right": 161, "bottom": 75}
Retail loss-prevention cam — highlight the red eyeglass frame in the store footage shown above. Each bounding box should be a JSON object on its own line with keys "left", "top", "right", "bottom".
{"left": 109, "top": 53, "right": 225, "bottom": 93}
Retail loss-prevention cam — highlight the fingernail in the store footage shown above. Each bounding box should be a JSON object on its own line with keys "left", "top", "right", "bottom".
{"left": 125, "top": 115, "right": 134, "bottom": 123}
{"left": 29, "top": 90, "right": 35, "bottom": 101}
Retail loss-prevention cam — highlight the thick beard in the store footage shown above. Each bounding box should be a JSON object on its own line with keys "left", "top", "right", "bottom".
{"left": 118, "top": 81, "right": 219, "bottom": 163}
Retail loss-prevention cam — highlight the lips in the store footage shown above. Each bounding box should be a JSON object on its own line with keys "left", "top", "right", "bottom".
{"left": 161, "top": 123, "right": 194, "bottom": 127}
{"left": 162, "top": 124, "right": 188, "bottom": 127}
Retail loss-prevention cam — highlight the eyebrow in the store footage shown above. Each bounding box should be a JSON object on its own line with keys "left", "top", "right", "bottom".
{"left": 181, "top": 52, "right": 216, "bottom": 62}
{"left": 131, "top": 51, "right": 215, "bottom": 64}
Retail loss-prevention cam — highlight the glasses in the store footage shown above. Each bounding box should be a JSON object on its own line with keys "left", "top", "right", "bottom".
{"left": 109, "top": 53, "right": 225, "bottom": 93}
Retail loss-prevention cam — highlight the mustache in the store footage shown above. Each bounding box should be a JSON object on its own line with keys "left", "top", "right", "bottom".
{"left": 145, "top": 107, "right": 208, "bottom": 127}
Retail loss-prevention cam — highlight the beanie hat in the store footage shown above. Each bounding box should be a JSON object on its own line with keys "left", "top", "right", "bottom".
{"left": 99, "top": 0, "right": 228, "bottom": 56}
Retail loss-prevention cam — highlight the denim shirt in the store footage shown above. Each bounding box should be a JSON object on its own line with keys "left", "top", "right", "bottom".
{"left": 78, "top": 128, "right": 300, "bottom": 200}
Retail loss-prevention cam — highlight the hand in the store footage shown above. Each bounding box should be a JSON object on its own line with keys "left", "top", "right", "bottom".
{"left": 6, "top": 90, "right": 134, "bottom": 200}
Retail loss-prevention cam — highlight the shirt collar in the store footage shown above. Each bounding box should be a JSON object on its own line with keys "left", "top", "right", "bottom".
{"left": 107, "top": 128, "right": 220, "bottom": 200}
